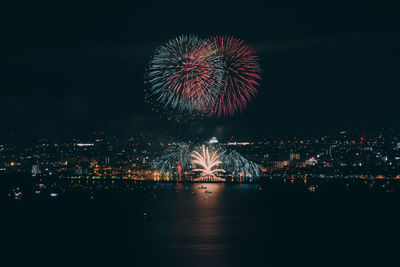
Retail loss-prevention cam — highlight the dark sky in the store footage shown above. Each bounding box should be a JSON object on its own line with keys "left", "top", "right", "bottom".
{"left": 2, "top": 1, "right": 400, "bottom": 138}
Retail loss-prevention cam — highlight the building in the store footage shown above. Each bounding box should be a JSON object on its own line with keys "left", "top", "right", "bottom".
{"left": 209, "top": 136, "right": 219, "bottom": 144}
{"left": 32, "top": 165, "right": 41, "bottom": 176}
{"left": 275, "top": 161, "right": 289, "bottom": 169}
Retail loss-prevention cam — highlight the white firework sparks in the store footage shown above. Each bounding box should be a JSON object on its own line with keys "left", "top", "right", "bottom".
{"left": 152, "top": 143, "right": 191, "bottom": 175}
{"left": 191, "top": 145, "right": 225, "bottom": 182}
{"left": 152, "top": 141, "right": 260, "bottom": 182}
{"left": 219, "top": 148, "right": 261, "bottom": 182}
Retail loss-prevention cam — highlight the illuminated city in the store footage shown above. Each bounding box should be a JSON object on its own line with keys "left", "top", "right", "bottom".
{"left": 4, "top": 130, "right": 400, "bottom": 182}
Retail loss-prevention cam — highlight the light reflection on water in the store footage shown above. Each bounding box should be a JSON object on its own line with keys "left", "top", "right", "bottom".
{"left": 7, "top": 179, "right": 400, "bottom": 266}
{"left": 136, "top": 183, "right": 259, "bottom": 266}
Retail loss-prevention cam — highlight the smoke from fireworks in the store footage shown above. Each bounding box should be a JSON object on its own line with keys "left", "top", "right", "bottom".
{"left": 145, "top": 35, "right": 261, "bottom": 121}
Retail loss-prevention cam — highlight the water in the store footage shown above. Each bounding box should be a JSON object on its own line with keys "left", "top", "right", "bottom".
{"left": 3, "top": 179, "right": 400, "bottom": 266}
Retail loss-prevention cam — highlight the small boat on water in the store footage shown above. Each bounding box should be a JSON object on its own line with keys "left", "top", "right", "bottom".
{"left": 205, "top": 190, "right": 212, "bottom": 194}
{"left": 199, "top": 186, "right": 207, "bottom": 189}
{"left": 14, "top": 192, "right": 23, "bottom": 200}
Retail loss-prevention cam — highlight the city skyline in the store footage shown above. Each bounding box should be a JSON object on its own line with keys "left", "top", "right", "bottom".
{"left": 3, "top": 128, "right": 400, "bottom": 181}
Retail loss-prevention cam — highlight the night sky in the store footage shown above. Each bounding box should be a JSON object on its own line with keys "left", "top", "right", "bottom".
{"left": 2, "top": 1, "right": 400, "bottom": 138}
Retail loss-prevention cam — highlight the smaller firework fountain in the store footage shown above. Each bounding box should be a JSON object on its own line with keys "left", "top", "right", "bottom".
{"left": 191, "top": 145, "right": 225, "bottom": 182}
{"left": 219, "top": 149, "right": 261, "bottom": 182}
{"left": 151, "top": 142, "right": 191, "bottom": 180}
{"left": 151, "top": 141, "right": 260, "bottom": 182}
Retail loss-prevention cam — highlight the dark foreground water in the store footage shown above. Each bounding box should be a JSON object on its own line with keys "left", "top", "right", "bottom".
{"left": 3, "top": 179, "right": 400, "bottom": 266}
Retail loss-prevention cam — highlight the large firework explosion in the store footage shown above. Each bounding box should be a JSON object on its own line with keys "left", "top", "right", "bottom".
{"left": 145, "top": 35, "right": 261, "bottom": 121}
{"left": 151, "top": 142, "right": 261, "bottom": 182}
{"left": 207, "top": 36, "right": 261, "bottom": 117}
{"left": 145, "top": 35, "right": 223, "bottom": 116}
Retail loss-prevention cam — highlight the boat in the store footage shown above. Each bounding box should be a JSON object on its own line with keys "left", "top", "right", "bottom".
{"left": 199, "top": 186, "right": 207, "bottom": 189}
{"left": 205, "top": 190, "right": 212, "bottom": 194}
{"left": 14, "top": 192, "right": 23, "bottom": 200}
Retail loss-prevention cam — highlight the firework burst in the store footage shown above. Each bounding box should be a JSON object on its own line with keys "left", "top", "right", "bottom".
{"left": 146, "top": 35, "right": 223, "bottom": 115}
{"left": 191, "top": 145, "right": 225, "bottom": 182}
{"left": 145, "top": 35, "right": 261, "bottom": 120}
{"left": 152, "top": 141, "right": 260, "bottom": 182}
{"left": 151, "top": 143, "right": 191, "bottom": 177}
{"left": 219, "top": 148, "right": 261, "bottom": 182}
{"left": 208, "top": 36, "right": 261, "bottom": 117}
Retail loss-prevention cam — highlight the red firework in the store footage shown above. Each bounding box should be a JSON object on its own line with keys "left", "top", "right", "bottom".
{"left": 207, "top": 36, "right": 261, "bottom": 117}
{"left": 174, "top": 41, "right": 222, "bottom": 112}
{"left": 146, "top": 35, "right": 261, "bottom": 120}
